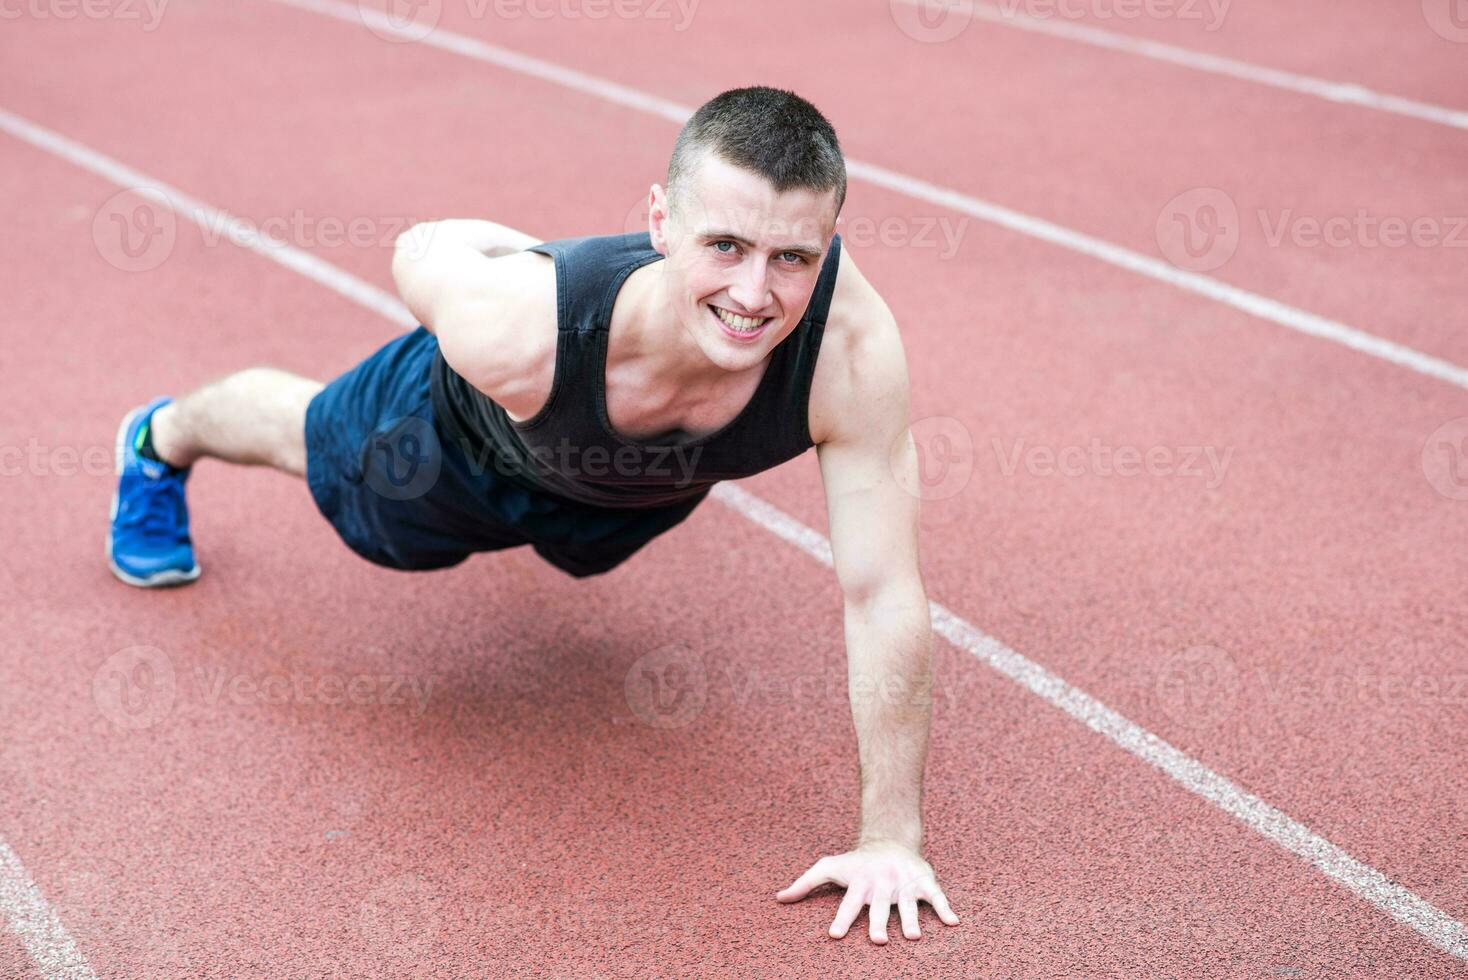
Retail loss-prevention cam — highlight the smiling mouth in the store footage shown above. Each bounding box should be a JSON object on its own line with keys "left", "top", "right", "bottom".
{"left": 710, "top": 304, "right": 771, "bottom": 338}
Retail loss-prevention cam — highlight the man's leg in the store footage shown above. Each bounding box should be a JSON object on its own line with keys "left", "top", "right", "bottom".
{"left": 148, "top": 366, "right": 324, "bottom": 477}
{"left": 109, "top": 366, "right": 324, "bottom": 587}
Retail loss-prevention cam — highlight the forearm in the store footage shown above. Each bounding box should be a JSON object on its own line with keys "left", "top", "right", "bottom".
{"left": 844, "top": 582, "right": 934, "bottom": 852}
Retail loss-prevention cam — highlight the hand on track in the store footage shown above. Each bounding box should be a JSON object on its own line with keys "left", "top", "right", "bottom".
{"left": 777, "top": 842, "right": 958, "bottom": 943}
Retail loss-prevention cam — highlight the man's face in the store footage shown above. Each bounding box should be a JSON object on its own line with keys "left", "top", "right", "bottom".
{"left": 646, "top": 153, "right": 839, "bottom": 373}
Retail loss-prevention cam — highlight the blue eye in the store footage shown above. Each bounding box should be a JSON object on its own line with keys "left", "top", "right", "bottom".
{"left": 712, "top": 241, "right": 736, "bottom": 253}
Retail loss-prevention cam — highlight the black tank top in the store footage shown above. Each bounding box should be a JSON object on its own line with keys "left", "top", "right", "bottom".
{"left": 430, "top": 231, "right": 842, "bottom": 510}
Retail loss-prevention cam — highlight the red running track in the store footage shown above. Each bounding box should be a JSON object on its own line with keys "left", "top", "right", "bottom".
{"left": 1, "top": 1, "right": 1465, "bottom": 976}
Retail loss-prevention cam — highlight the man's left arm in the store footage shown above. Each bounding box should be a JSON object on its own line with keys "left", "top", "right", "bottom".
{"left": 775, "top": 307, "right": 958, "bottom": 944}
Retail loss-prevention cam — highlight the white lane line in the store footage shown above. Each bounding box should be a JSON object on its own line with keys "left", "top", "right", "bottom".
{"left": 266, "top": 0, "right": 1468, "bottom": 394}
{"left": 0, "top": 841, "right": 97, "bottom": 980}
{"left": 4, "top": 105, "right": 1466, "bottom": 966}
{"left": 0, "top": 112, "right": 416, "bottom": 332}
{"left": 896, "top": 0, "right": 1468, "bottom": 133}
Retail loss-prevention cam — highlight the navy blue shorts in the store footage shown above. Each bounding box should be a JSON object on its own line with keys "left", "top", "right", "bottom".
{"left": 303, "top": 327, "right": 708, "bottom": 577}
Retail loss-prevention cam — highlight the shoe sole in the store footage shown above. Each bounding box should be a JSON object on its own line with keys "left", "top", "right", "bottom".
{"left": 108, "top": 404, "right": 202, "bottom": 589}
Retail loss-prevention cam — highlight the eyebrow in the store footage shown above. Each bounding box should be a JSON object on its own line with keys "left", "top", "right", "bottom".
{"left": 700, "top": 230, "right": 824, "bottom": 260}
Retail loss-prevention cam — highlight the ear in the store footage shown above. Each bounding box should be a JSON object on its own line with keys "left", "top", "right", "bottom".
{"left": 648, "top": 184, "right": 670, "bottom": 255}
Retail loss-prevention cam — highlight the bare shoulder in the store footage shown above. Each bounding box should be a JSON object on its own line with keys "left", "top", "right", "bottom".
{"left": 434, "top": 249, "right": 559, "bottom": 419}
{"left": 808, "top": 248, "right": 910, "bottom": 447}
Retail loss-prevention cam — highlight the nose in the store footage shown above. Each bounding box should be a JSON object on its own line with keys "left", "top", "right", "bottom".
{"left": 727, "top": 253, "right": 771, "bottom": 314}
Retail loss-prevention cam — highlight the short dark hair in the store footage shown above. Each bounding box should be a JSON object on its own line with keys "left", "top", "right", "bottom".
{"left": 667, "top": 86, "right": 846, "bottom": 222}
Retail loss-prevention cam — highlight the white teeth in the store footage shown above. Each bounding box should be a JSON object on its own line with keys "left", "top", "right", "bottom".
{"left": 713, "top": 306, "right": 766, "bottom": 333}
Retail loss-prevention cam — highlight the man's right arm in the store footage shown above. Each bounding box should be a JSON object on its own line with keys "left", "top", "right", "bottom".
{"left": 391, "top": 219, "right": 542, "bottom": 327}
{"left": 390, "top": 219, "right": 551, "bottom": 397}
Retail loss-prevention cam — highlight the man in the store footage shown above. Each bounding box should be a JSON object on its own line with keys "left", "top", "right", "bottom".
{"left": 107, "top": 86, "right": 958, "bottom": 944}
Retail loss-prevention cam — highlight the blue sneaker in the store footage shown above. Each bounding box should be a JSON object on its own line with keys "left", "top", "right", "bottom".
{"left": 108, "top": 397, "right": 202, "bottom": 587}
